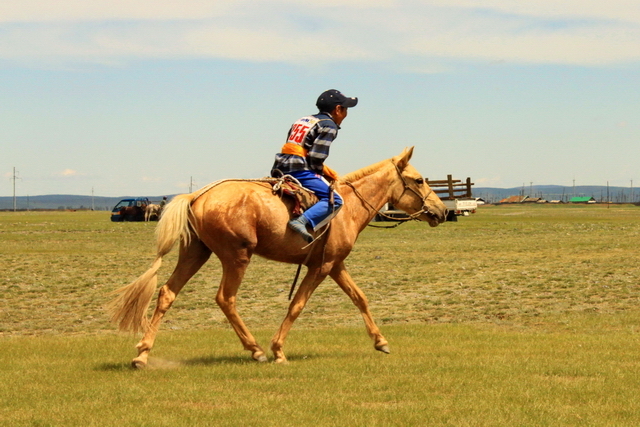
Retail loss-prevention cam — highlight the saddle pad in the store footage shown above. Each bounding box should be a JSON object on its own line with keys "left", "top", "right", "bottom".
{"left": 272, "top": 177, "right": 319, "bottom": 216}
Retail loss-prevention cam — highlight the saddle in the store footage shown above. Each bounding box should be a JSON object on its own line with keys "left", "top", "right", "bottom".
{"left": 269, "top": 176, "right": 318, "bottom": 216}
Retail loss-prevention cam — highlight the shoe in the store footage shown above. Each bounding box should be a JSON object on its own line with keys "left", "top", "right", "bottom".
{"left": 288, "top": 216, "right": 314, "bottom": 243}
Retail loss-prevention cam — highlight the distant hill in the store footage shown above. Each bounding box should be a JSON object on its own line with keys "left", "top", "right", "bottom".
{"left": 0, "top": 195, "right": 172, "bottom": 211}
{"left": 473, "top": 185, "right": 638, "bottom": 204}
{"left": 1, "top": 185, "right": 638, "bottom": 210}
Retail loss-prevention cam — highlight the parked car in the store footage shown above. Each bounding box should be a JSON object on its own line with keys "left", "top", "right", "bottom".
{"left": 110, "top": 197, "right": 150, "bottom": 222}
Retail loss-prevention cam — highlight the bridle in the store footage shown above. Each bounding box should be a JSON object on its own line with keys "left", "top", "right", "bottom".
{"left": 343, "top": 162, "right": 436, "bottom": 227}
{"left": 392, "top": 163, "right": 435, "bottom": 216}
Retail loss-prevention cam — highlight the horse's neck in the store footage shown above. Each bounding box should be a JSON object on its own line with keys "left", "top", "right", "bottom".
{"left": 340, "top": 163, "right": 398, "bottom": 226}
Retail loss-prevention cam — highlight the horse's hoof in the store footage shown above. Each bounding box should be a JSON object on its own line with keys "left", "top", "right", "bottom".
{"left": 376, "top": 345, "right": 390, "bottom": 354}
{"left": 274, "top": 357, "right": 289, "bottom": 364}
{"left": 131, "top": 358, "right": 147, "bottom": 369}
{"left": 253, "top": 354, "right": 268, "bottom": 363}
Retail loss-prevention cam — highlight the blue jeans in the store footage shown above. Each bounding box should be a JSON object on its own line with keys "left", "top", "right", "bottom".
{"left": 288, "top": 170, "right": 343, "bottom": 230}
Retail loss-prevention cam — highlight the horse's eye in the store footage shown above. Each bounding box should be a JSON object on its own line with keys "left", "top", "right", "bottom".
{"left": 415, "top": 178, "right": 424, "bottom": 185}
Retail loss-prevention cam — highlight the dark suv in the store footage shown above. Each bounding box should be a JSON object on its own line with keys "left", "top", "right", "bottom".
{"left": 110, "top": 197, "right": 150, "bottom": 222}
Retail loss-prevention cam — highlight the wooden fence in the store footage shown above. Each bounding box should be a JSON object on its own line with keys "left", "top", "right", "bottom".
{"left": 426, "top": 175, "right": 474, "bottom": 200}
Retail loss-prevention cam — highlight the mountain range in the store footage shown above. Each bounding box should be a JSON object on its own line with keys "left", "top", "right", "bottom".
{"left": 1, "top": 184, "right": 638, "bottom": 210}
{"left": 0, "top": 194, "right": 168, "bottom": 211}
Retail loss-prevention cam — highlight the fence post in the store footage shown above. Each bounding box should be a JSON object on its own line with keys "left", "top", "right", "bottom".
{"left": 447, "top": 175, "right": 454, "bottom": 199}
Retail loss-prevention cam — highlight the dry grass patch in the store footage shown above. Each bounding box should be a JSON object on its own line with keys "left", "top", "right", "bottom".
{"left": 1, "top": 205, "right": 640, "bottom": 336}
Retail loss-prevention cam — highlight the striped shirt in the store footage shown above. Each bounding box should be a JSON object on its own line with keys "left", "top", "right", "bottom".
{"left": 271, "top": 113, "right": 339, "bottom": 176}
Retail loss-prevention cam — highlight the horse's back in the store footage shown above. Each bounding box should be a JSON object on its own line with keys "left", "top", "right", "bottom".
{"left": 188, "top": 181, "right": 297, "bottom": 256}
{"left": 192, "top": 180, "right": 289, "bottom": 217}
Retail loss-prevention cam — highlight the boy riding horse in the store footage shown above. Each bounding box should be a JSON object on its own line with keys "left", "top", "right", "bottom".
{"left": 271, "top": 89, "right": 358, "bottom": 243}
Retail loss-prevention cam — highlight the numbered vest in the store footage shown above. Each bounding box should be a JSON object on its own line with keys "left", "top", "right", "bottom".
{"left": 286, "top": 116, "right": 320, "bottom": 146}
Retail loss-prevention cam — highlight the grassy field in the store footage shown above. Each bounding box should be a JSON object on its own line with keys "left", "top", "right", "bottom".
{"left": 1, "top": 204, "right": 640, "bottom": 425}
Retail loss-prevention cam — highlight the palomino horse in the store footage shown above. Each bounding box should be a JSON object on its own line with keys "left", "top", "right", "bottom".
{"left": 109, "top": 147, "right": 446, "bottom": 368}
{"left": 144, "top": 204, "right": 162, "bottom": 222}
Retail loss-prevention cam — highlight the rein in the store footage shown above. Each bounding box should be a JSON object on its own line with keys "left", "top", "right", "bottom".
{"left": 344, "top": 162, "right": 435, "bottom": 228}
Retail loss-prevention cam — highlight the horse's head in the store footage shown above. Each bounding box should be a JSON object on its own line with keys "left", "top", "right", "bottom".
{"left": 390, "top": 147, "right": 447, "bottom": 227}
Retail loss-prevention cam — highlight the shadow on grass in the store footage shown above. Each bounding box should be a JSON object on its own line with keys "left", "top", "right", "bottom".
{"left": 183, "top": 355, "right": 258, "bottom": 366}
{"left": 185, "top": 352, "right": 322, "bottom": 366}
{"left": 94, "top": 352, "right": 323, "bottom": 371}
{"left": 95, "top": 362, "right": 133, "bottom": 371}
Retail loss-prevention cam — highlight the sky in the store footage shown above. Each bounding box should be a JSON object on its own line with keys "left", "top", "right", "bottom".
{"left": 1, "top": 0, "right": 639, "bottom": 197}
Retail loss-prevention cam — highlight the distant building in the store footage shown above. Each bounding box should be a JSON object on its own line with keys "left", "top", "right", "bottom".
{"left": 569, "top": 196, "right": 597, "bottom": 204}
{"left": 499, "top": 195, "right": 527, "bottom": 203}
{"left": 522, "top": 197, "right": 545, "bottom": 203}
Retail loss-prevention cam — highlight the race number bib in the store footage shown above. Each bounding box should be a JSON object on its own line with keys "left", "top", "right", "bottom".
{"left": 287, "top": 116, "right": 320, "bottom": 145}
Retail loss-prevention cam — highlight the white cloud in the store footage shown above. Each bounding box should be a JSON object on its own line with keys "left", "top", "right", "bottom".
{"left": 405, "top": 25, "right": 640, "bottom": 65}
{"left": 57, "top": 169, "right": 84, "bottom": 177}
{"left": 0, "top": 1, "right": 236, "bottom": 23}
{"left": 0, "top": 0, "right": 638, "bottom": 67}
{"left": 2, "top": 0, "right": 638, "bottom": 24}
{"left": 183, "top": 26, "right": 372, "bottom": 63}
{"left": 428, "top": 0, "right": 640, "bottom": 24}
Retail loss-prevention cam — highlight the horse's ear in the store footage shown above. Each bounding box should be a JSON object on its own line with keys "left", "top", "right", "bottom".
{"left": 395, "top": 146, "right": 414, "bottom": 170}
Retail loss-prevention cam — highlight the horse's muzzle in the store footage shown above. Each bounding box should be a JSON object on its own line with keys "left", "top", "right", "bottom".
{"left": 422, "top": 205, "right": 447, "bottom": 226}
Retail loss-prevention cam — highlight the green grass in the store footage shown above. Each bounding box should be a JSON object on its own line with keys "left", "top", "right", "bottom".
{"left": 1, "top": 320, "right": 639, "bottom": 426}
{"left": 1, "top": 205, "right": 640, "bottom": 425}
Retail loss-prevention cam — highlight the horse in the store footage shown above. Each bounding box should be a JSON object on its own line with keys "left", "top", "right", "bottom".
{"left": 118, "top": 205, "right": 145, "bottom": 222}
{"left": 108, "top": 147, "right": 447, "bottom": 368}
{"left": 144, "top": 204, "right": 162, "bottom": 222}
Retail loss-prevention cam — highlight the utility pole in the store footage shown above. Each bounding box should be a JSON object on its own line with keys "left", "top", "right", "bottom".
{"left": 13, "top": 167, "right": 16, "bottom": 211}
{"left": 91, "top": 187, "right": 95, "bottom": 211}
{"left": 189, "top": 176, "right": 194, "bottom": 193}
{"left": 11, "top": 167, "right": 20, "bottom": 212}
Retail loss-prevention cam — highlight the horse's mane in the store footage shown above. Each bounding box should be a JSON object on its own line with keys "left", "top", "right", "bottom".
{"left": 339, "top": 158, "right": 392, "bottom": 184}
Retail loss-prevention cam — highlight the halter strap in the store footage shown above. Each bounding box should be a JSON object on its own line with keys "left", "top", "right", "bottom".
{"left": 392, "top": 163, "right": 434, "bottom": 217}
{"left": 343, "top": 162, "right": 434, "bottom": 225}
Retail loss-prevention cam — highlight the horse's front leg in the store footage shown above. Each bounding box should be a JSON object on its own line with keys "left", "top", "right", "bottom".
{"left": 329, "top": 262, "right": 389, "bottom": 354}
{"left": 271, "top": 268, "right": 326, "bottom": 363}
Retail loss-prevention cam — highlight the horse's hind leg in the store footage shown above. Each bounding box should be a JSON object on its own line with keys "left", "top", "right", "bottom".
{"left": 132, "top": 238, "right": 211, "bottom": 369}
{"left": 215, "top": 252, "right": 268, "bottom": 362}
{"left": 330, "top": 262, "right": 389, "bottom": 354}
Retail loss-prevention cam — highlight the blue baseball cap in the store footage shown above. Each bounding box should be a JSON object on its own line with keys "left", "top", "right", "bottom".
{"left": 316, "top": 89, "right": 358, "bottom": 111}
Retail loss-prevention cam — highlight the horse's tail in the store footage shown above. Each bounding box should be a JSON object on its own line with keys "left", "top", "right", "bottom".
{"left": 107, "top": 193, "right": 197, "bottom": 333}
